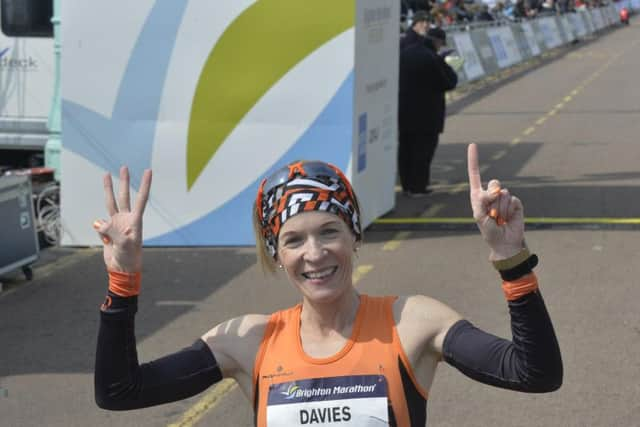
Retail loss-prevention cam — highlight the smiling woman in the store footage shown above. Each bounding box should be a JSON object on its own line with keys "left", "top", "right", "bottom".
{"left": 94, "top": 148, "right": 562, "bottom": 426}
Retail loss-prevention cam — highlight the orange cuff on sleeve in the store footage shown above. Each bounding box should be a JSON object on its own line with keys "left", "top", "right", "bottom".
{"left": 502, "top": 272, "right": 538, "bottom": 301}
{"left": 108, "top": 270, "right": 141, "bottom": 297}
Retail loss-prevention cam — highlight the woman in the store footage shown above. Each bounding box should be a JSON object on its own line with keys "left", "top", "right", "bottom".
{"left": 94, "top": 144, "right": 562, "bottom": 426}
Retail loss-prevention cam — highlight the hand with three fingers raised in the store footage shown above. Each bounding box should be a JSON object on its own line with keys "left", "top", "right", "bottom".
{"left": 467, "top": 143, "right": 525, "bottom": 261}
{"left": 93, "top": 167, "right": 152, "bottom": 273}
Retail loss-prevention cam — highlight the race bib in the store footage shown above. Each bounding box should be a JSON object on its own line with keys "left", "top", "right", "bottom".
{"left": 266, "top": 374, "right": 389, "bottom": 426}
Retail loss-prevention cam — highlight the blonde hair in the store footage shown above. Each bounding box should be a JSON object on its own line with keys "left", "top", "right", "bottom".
{"left": 253, "top": 200, "right": 278, "bottom": 274}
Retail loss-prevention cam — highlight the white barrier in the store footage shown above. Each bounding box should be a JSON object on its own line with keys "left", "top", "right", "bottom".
{"left": 449, "top": 4, "right": 629, "bottom": 85}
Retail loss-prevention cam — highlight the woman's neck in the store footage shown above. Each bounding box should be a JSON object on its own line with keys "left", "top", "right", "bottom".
{"left": 300, "top": 289, "right": 361, "bottom": 338}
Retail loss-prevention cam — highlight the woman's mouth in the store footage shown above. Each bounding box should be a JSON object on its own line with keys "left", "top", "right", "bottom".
{"left": 302, "top": 266, "right": 338, "bottom": 284}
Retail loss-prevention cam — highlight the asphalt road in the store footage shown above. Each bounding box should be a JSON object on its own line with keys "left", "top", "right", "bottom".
{"left": 2, "top": 19, "right": 640, "bottom": 427}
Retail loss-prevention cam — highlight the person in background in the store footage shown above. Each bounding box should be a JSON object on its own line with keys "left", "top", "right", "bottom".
{"left": 398, "top": 26, "right": 458, "bottom": 197}
{"left": 476, "top": 3, "right": 496, "bottom": 21}
{"left": 401, "top": 10, "right": 430, "bottom": 51}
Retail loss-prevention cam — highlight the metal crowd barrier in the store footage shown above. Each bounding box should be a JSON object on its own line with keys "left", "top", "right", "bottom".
{"left": 444, "top": 1, "right": 639, "bottom": 85}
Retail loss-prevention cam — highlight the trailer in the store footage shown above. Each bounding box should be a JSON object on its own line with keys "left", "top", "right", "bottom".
{"left": 0, "top": 0, "right": 54, "bottom": 168}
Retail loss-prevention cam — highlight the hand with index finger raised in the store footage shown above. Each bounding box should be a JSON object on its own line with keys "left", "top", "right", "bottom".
{"left": 94, "top": 166, "right": 153, "bottom": 273}
{"left": 467, "top": 144, "right": 525, "bottom": 261}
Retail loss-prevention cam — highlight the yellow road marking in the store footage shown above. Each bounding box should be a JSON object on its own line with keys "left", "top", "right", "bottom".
{"left": 383, "top": 231, "right": 412, "bottom": 251}
{"left": 374, "top": 217, "right": 640, "bottom": 225}
{"left": 492, "top": 150, "right": 507, "bottom": 161}
{"left": 167, "top": 379, "right": 238, "bottom": 427}
{"left": 353, "top": 265, "right": 374, "bottom": 284}
{"left": 422, "top": 203, "right": 445, "bottom": 218}
{"left": 535, "top": 117, "right": 547, "bottom": 125}
{"left": 523, "top": 127, "right": 535, "bottom": 136}
{"left": 563, "top": 95, "right": 572, "bottom": 102}
{"left": 451, "top": 182, "right": 468, "bottom": 194}
{"left": 510, "top": 137, "right": 521, "bottom": 146}
{"left": 547, "top": 109, "right": 558, "bottom": 116}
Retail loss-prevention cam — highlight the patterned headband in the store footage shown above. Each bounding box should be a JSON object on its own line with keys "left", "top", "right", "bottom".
{"left": 256, "top": 161, "right": 361, "bottom": 258}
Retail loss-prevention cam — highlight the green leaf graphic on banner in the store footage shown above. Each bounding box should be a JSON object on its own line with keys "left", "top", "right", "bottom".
{"left": 186, "top": 0, "right": 355, "bottom": 189}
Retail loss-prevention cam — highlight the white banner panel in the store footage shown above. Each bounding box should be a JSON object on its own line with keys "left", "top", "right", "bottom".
{"left": 537, "top": 17, "right": 563, "bottom": 49}
{"left": 61, "top": 0, "right": 397, "bottom": 246}
{"left": 452, "top": 32, "right": 485, "bottom": 80}
{"left": 0, "top": 33, "right": 54, "bottom": 120}
{"left": 486, "top": 27, "right": 522, "bottom": 68}
{"left": 521, "top": 22, "right": 541, "bottom": 56}
{"left": 568, "top": 13, "right": 588, "bottom": 37}
{"left": 560, "top": 16, "right": 575, "bottom": 41}
{"left": 591, "top": 9, "right": 605, "bottom": 30}
{"left": 352, "top": 0, "right": 399, "bottom": 226}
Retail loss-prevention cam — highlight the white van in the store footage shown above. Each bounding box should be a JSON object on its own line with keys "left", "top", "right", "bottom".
{"left": 0, "top": 0, "right": 54, "bottom": 167}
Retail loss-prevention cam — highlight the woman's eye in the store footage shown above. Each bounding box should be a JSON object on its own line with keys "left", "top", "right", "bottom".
{"left": 283, "top": 237, "right": 302, "bottom": 246}
{"left": 322, "top": 228, "right": 339, "bottom": 236}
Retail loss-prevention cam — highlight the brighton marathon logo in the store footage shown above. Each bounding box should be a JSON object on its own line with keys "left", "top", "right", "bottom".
{"left": 281, "top": 382, "right": 377, "bottom": 400}
{"left": 0, "top": 48, "right": 38, "bottom": 71}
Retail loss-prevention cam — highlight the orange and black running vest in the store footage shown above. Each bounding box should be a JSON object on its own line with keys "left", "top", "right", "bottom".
{"left": 252, "top": 295, "right": 428, "bottom": 426}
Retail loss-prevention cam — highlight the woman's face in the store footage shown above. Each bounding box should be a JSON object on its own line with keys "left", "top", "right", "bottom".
{"left": 276, "top": 211, "right": 357, "bottom": 304}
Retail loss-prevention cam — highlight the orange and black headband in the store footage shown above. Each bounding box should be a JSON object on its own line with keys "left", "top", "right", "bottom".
{"left": 256, "top": 161, "right": 361, "bottom": 257}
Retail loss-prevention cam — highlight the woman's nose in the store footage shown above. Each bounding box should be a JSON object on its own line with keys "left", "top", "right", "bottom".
{"left": 303, "top": 238, "right": 326, "bottom": 261}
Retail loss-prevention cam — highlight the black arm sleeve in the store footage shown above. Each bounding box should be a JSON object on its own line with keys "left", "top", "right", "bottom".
{"left": 442, "top": 290, "right": 563, "bottom": 393}
{"left": 94, "top": 292, "right": 223, "bottom": 410}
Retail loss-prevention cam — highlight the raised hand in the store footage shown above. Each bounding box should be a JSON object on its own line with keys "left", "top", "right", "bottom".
{"left": 93, "top": 167, "right": 152, "bottom": 273}
{"left": 467, "top": 143, "right": 525, "bottom": 261}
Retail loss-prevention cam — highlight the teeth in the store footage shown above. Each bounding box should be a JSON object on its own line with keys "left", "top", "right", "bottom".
{"left": 304, "top": 267, "right": 335, "bottom": 279}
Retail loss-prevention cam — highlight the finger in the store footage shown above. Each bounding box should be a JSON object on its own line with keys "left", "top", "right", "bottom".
{"left": 467, "top": 143, "right": 483, "bottom": 192}
{"left": 498, "top": 189, "right": 511, "bottom": 223}
{"left": 118, "top": 166, "right": 131, "bottom": 212}
{"left": 103, "top": 173, "right": 118, "bottom": 216}
{"left": 92, "top": 219, "right": 112, "bottom": 245}
{"left": 487, "top": 179, "right": 501, "bottom": 195}
{"left": 507, "top": 195, "right": 524, "bottom": 220}
{"left": 134, "top": 169, "right": 152, "bottom": 215}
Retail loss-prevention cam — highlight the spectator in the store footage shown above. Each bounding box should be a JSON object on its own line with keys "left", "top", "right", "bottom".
{"left": 401, "top": 10, "right": 430, "bottom": 50}
{"left": 476, "top": 3, "right": 496, "bottom": 20}
{"left": 398, "top": 27, "right": 458, "bottom": 197}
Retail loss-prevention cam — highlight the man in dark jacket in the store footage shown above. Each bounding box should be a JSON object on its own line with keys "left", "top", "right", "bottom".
{"left": 398, "top": 27, "right": 458, "bottom": 196}
{"left": 400, "top": 11, "right": 429, "bottom": 51}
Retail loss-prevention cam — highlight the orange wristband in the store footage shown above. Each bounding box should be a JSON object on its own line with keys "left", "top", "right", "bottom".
{"left": 108, "top": 270, "right": 141, "bottom": 297}
{"left": 502, "top": 272, "right": 538, "bottom": 301}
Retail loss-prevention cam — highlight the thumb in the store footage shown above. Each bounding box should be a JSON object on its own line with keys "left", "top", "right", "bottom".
{"left": 92, "top": 219, "right": 112, "bottom": 245}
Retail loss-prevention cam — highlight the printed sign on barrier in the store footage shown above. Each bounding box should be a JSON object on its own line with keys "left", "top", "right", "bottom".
{"left": 601, "top": 7, "right": 612, "bottom": 26}
{"left": 568, "top": 13, "right": 588, "bottom": 37}
{"left": 521, "top": 22, "right": 541, "bottom": 56}
{"left": 537, "top": 17, "right": 563, "bottom": 49}
{"left": 591, "top": 9, "right": 605, "bottom": 30}
{"left": 486, "top": 27, "right": 521, "bottom": 68}
{"left": 452, "top": 32, "right": 485, "bottom": 81}
{"left": 560, "top": 16, "right": 575, "bottom": 42}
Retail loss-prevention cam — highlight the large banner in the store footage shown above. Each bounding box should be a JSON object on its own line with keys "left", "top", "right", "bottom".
{"left": 61, "top": 0, "right": 398, "bottom": 245}
{"left": 0, "top": 25, "right": 54, "bottom": 149}
{"left": 537, "top": 17, "right": 563, "bottom": 49}
{"left": 452, "top": 32, "right": 485, "bottom": 81}
{"left": 486, "top": 27, "right": 522, "bottom": 69}
{"left": 351, "top": 1, "right": 399, "bottom": 226}
{"left": 521, "top": 22, "right": 542, "bottom": 56}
